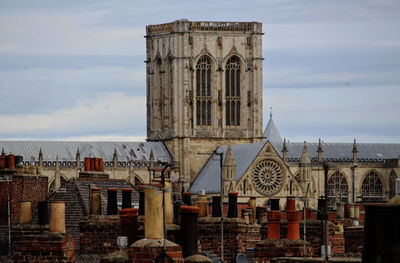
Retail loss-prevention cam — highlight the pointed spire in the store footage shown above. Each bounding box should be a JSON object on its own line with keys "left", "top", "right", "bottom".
{"left": 76, "top": 148, "right": 81, "bottom": 168}
{"left": 39, "top": 148, "right": 43, "bottom": 167}
{"left": 353, "top": 138, "right": 358, "bottom": 164}
{"left": 352, "top": 138, "right": 358, "bottom": 153}
{"left": 150, "top": 149, "right": 154, "bottom": 161}
{"left": 317, "top": 138, "right": 323, "bottom": 162}
{"left": 300, "top": 141, "right": 311, "bottom": 164}
{"left": 55, "top": 155, "right": 60, "bottom": 189}
{"left": 282, "top": 138, "right": 288, "bottom": 162}
{"left": 1, "top": 148, "right": 4, "bottom": 155}
{"left": 113, "top": 148, "right": 118, "bottom": 168}
{"left": 263, "top": 109, "right": 282, "bottom": 143}
{"left": 224, "top": 144, "right": 236, "bottom": 166}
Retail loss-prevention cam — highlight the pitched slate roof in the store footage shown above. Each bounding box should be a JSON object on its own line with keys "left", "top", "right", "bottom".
{"left": 273, "top": 141, "right": 400, "bottom": 163}
{"left": 0, "top": 141, "right": 171, "bottom": 164}
{"left": 189, "top": 142, "right": 265, "bottom": 194}
{"left": 189, "top": 140, "right": 400, "bottom": 194}
{"left": 263, "top": 113, "right": 282, "bottom": 143}
{"left": 48, "top": 177, "right": 139, "bottom": 252}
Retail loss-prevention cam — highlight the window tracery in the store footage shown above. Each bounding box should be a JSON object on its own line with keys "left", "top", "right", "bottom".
{"left": 327, "top": 171, "right": 349, "bottom": 209}
{"left": 196, "top": 56, "right": 212, "bottom": 126}
{"left": 362, "top": 170, "right": 385, "bottom": 201}
{"left": 225, "top": 56, "right": 241, "bottom": 126}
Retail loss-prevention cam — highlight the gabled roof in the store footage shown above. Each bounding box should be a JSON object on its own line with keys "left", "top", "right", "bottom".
{"left": 263, "top": 113, "right": 282, "bottom": 143}
{"left": 189, "top": 140, "right": 400, "bottom": 194}
{"left": 0, "top": 141, "right": 171, "bottom": 163}
{"left": 189, "top": 142, "right": 265, "bottom": 194}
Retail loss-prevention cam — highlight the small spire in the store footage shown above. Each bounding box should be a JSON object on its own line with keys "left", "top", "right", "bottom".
{"left": 353, "top": 138, "right": 358, "bottom": 153}
{"left": 300, "top": 141, "right": 311, "bottom": 163}
{"left": 224, "top": 144, "right": 236, "bottom": 166}
{"left": 270, "top": 106, "right": 272, "bottom": 118}
{"left": 76, "top": 148, "right": 80, "bottom": 157}
{"left": 317, "top": 138, "right": 323, "bottom": 152}
{"left": 149, "top": 148, "right": 154, "bottom": 161}
{"left": 282, "top": 138, "right": 288, "bottom": 152}
{"left": 39, "top": 148, "right": 43, "bottom": 159}
{"left": 113, "top": 148, "right": 118, "bottom": 159}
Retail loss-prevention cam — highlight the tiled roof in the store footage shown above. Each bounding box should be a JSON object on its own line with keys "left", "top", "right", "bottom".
{"left": 0, "top": 141, "right": 171, "bottom": 164}
{"left": 48, "top": 177, "right": 139, "bottom": 252}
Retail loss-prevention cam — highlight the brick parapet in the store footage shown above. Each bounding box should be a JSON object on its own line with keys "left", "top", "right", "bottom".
{"left": 79, "top": 215, "right": 121, "bottom": 255}
{"left": 11, "top": 227, "right": 75, "bottom": 263}
{"left": 198, "top": 217, "right": 261, "bottom": 263}
{"left": 344, "top": 226, "right": 364, "bottom": 253}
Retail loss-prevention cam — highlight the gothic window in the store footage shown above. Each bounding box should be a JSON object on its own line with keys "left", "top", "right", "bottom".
{"left": 389, "top": 170, "right": 397, "bottom": 199}
{"left": 196, "top": 56, "right": 212, "bottom": 126}
{"left": 252, "top": 159, "right": 284, "bottom": 195}
{"left": 225, "top": 56, "right": 241, "bottom": 126}
{"left": 327, "top": 171, "right": 348, "bottom": 209}
{"left": 362, "top": 171, "right": 385, "bottom": 201}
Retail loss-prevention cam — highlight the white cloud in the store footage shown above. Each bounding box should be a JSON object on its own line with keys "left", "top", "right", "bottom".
{"left": 0, "top": 93, "right": 146, "bottom": 136}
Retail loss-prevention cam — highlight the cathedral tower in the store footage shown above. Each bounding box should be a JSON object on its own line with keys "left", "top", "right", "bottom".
{"left": 146, "top": 20, "right": 264, "bottom": 183}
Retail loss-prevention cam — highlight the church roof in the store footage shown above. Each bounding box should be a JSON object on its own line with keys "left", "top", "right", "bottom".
{"left": 263, "top": 113, "right": 282, "bottom": 143}
{"left": 0, "top": 141, "right": 171, "bottom": 165}
{"left": 189, "top": 140, "right": 400, "bottom": 194}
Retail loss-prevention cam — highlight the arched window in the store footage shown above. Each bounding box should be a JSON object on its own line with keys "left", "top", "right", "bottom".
{"left": 362, "top": 171, "right": 385, "bottom": 202}
{"left": 196, "top": 56, "right": 212, "bottom": 126}
{"left": 389, "top": 170, "right": 397, "bottom": 199}
{"left": 327, "top": 171, "right": 349, "bottom": 209}
{"left": 225, "top": 56, "right": 241, "bottom": 126}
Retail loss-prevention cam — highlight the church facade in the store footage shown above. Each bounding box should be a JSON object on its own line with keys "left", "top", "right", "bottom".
{"left": 1, "top": 20, "right": 400, "bottom": 210}
{"left": 145, "top": 20, "right": 264, "bottom": 184}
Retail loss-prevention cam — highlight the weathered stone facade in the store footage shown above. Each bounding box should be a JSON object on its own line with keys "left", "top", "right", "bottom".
{"left": 146, "top": 20, "right": 264, "bottom": 184}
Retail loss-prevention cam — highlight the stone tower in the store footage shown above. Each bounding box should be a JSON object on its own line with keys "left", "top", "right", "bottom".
{"left": 146, "top": 20, "right": 264, "bottom": 184}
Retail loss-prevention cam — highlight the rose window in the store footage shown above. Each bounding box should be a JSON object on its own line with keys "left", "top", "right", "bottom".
{"left": 253, "top": 159, "right": 284, "bottom": 195}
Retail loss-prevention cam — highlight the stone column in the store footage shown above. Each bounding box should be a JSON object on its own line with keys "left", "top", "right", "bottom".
{"left": 212, "top": 196, "right": 221, "bottom": 217}
{"left": 227, "top": 192, "right": 238, "bottom": 218}
{"left": 145, "top": 185, "right": 163, "bottom": 239}
{"left": 19, "top": 201, "right": 32, "bottom": 224}
{"left": 38, "top": 201, "right": 49, "bottom": 225}
{"left": 337, "top": 203, "right": 344, "bottom": 218}
{"left": 120, "top": 208, "right": 138, "bottom": 245}
{"left": 50, "top": 201, "right": 66, "bottom": 233}
{"left": 249, "top": 196, "right": 256, "bottom": 218}
{"left": 90, "top": 187, "right": 102, "bottom": 215}
{"left": 180, "top": 206, "right": 199, "bottom": 258}
{"left": 107, "top": 188, "right": 118, "bottom": 215}
{"left": 122, "top": 188, "right": 132, "bottom": 209}
{"left": 198, "top": 194, "right": 208, "bottom": 217}
{"left": 349, "top": 204, "right": 355, "bottom": 219}
{"left": 267, "top": 210, "right": 281, "bottom": 239}
{"left": 354, "top": 204, "right": 360, "bottom": 219}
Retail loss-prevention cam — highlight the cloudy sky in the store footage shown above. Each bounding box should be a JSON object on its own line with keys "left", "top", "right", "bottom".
{"left": 0, "top": 0, "right": 399, "bottom": 143}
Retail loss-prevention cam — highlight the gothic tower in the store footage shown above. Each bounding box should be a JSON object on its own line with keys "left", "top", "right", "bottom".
{"left": 146, "top": 20, "right": 264, "bottom": 184}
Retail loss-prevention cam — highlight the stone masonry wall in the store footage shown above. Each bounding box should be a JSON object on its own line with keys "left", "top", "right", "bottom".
{"left": 198, "top": 217, "right": 261, "bottom": 263}
{"left": 79, "top": 215, "right": 121, "bottom": 255}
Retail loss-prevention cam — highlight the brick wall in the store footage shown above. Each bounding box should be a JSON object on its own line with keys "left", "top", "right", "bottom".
{"left": 344, "top": 226, "right": 364, "bottom": 253}
{"left": 198, "top": 217, "right": 261, "bottom": 263}
{"left": 254, "top": 239, "right": 311, "bottom": 262}
{"left": 261, "top": 219, "right": 345, "bottom": 256}
{"left": 79, "top": 215, "right": 121, "bottom": 255}
{"left": 0, "top": 174, "right": 48, "bottom": 226}
{"left": 11, "top": 225, "right": 75, "bottom": 263}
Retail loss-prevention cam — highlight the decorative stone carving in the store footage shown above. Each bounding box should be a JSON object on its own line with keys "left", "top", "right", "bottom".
{"left": 252, "top": 159, "right": 285, "bottom": 195}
